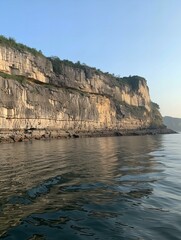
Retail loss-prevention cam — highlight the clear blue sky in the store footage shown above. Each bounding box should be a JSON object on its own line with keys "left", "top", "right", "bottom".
{"left": 1, "top": 0, "right": 181, "bottom": 117}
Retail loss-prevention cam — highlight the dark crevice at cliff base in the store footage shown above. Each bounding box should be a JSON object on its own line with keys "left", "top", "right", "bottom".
{"left": 0, "top": 128, "right": 177, "bottom": 144}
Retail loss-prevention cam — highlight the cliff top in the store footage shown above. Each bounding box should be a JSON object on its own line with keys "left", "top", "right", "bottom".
{"left": 0, "top": 35, "right": 147, "bottom": 91}
{"left": 0, "top": 35, "right": 44, "bottom": 56}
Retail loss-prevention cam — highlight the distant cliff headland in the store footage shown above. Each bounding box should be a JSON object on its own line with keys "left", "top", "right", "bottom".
{"left": 163, "top": 116, "right": 181, "bottom": 132}
{"left": 0, "top": 36, "right": 174, "bottom": 142}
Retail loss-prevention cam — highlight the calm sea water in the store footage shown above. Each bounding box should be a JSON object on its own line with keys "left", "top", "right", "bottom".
{"left": 0, "top": 133, "right": 181, "bottom": 240}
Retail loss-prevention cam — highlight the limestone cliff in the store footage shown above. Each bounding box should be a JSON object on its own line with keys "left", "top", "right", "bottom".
{"left": 0, "top": 36, "right": 163, "bottom": 139}
{"left": 0, "top": 45, "right": 52, "bottom": 83}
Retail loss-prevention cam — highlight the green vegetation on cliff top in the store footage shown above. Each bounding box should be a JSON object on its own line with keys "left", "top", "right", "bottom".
{"left": 0, "top": 35, "right": 43, "bottom": 56}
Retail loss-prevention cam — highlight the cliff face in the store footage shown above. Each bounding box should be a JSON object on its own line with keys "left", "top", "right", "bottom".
{"left": 0, "top": 45, "right": 52, "bottom": 83}
{"left": 0, "top": 40, "right": 163, "bottom": 134}
{"left": 0, "top": 76, "right": 152, "bottom": 131}
{"left": 49, "top": 62, "right": 151, "bottom": 111}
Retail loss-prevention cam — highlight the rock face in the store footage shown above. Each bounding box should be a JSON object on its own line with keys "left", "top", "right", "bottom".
{"left": 0, "top": 76, "right": 151, "bottom": 131}
{"left": 49, "top": 62, "right": 151, "bottom": 111}
{"left": 0, "top": 45, "right": 52, "bottom": 83}
{"left": 0, "top": 39, "right": 163, "bottom": 139}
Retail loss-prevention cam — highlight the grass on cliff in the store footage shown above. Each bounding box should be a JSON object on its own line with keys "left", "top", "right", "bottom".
{"left": 0, "top": 71, "right": 27, "bottom": 84}
{"left": 0, "top": 35, "right": 44, "bottom": 56}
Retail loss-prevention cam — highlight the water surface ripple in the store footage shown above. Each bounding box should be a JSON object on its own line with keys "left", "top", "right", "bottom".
{"left": 0, "top": 134, "right": 181, "bottom": 239}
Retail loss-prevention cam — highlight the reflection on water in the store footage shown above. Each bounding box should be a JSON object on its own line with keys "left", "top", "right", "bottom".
{"left": 0, "top": 134, "right": 181, "bottom": 239}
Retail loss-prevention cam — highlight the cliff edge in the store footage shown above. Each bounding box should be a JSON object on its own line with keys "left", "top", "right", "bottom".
{"left": 0, "top": 36, "right": 173, "bottom": 142}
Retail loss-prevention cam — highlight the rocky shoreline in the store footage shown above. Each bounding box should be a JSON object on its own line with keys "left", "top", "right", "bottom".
{"left": 0, "top": 127, "right": 177, "bottom": 144}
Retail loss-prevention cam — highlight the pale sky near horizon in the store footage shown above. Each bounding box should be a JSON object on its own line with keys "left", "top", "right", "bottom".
{"left": 1, "top": 0, "right": 181, "bottom": 117}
